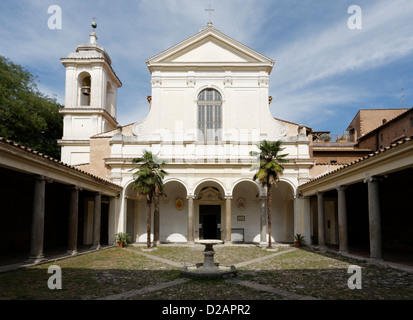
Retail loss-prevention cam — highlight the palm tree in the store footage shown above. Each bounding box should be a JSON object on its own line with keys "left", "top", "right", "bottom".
{"left": 250, "top": 140, "right": 288, "bottom": 248}
{"left": 131, "top": 151, "right": 167, "bottom": 248}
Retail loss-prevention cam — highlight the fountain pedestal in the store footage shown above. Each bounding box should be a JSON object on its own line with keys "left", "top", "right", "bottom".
{"left": 180, "top": 239, "right": 237, "bottom": 279}
{"left": 199, "top": 240, "right": 221, "bottom": 272}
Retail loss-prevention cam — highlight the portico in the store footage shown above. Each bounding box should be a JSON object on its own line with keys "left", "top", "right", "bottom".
{"left": 299, "top": 137, "right": 413, "bottom": 262}
{"left": 0, "top": 138, "right": 122, "bottom": 263}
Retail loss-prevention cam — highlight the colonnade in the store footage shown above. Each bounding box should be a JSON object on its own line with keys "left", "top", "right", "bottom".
{"left": 28, "top": 175, "right": 108, "bottom": 263}
{"left": 315, "top": 176, "right": 383, "bottom": 260}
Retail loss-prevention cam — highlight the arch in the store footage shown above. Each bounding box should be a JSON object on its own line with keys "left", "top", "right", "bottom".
{"left": 106, "top": 81, "right": 114, "bottom": 114}
{"left": 163, "top": 178, "right": 189, "bottom": 195}
{"left": 197, "top": 88, "right": 222, "bottom": 102}
{"left": 78, "top": 71, "right": 91, "bottom": 106}
{"left": 122, "top": 178, "right": 189, "bottom": 244}
{"left": 277, "top": 178, "right": 297, "bottom": 194}
{"left": 123, "top": 178, "right": 135, "bottom": 194}
{"left": 194, "top": 85, "right": 225, "bottom": 102}
{"left": 230, "top": 178, "right": 262, "bottom": 196}
{"left": 193, "top": 178, "right": 228, "bottom": 197}
{"left": 270, "top": 179, "right": 296, "bottom": 243}
{"left": 159, "top": 179, "right": 188, "bottom": 243}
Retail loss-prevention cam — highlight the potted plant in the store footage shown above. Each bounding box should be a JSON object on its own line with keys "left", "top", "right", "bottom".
{"left": 114, "top": 232, "right": 132, "bottom": 248}
{"left": 292, "top": 234, "right": 305, "bottom": 247}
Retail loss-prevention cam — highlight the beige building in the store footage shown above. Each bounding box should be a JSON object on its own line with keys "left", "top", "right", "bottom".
{"left": 347, "top": 108, "right": 409, "bottom": 142}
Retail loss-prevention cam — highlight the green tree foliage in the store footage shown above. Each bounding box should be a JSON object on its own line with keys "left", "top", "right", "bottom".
{"left": 131, "top": 151, "right": 167, "bottom": 248}
{"left": 0, "top": 56, "right": 63, "bottom": 159}
{"left": 250, "top": 140, "right": 288, "bottom": 248}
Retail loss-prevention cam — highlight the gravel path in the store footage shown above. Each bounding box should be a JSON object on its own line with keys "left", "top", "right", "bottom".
{"left": 98, "top": 247, "right": 316, "bottom": 300}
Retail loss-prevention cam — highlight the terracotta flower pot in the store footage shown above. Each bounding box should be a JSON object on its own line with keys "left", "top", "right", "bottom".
{"left": 294, "top": 241, "right": 301, "bottom": 248}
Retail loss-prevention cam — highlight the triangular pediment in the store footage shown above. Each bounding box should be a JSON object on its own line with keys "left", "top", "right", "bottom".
{"left": 146, "top": 25, "right": 274, "bottom": 70}
{"left": 167, "top": 37, "right": 253, "bottom": 63}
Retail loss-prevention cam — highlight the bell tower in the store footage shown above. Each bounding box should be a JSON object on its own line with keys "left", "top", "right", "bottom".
{"left": 59, "top": 19, "right": 122, "bottom": 165}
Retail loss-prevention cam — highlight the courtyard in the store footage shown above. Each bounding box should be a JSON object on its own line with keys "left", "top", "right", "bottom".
{"left": 1, "top": 244, "right": 412, "bottom": 301}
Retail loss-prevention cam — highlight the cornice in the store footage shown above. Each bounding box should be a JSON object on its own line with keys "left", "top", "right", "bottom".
{"left": 0, "top": 137, "right": 122, "bottom": 194}
{"left": 59, "top": 107, "right": 118, "bottom": 127}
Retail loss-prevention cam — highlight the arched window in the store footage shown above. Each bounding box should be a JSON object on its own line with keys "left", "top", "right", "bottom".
{"left": 78, "top": 72, "right": 91, "bottom": 106}
{"left": 197, "top": 89, "right": 222, "bottom": 141}
{"left": 106, "top": 82, "right": 114, "bottom": 114}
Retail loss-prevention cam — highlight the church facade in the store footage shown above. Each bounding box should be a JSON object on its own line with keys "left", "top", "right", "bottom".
{"left": 59, "top": 23, "right": 315, "bottom": 246}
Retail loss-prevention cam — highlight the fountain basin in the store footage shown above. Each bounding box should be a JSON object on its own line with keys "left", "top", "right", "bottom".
{"left": 180, "top": 263, "right": 237, "bottom": 279}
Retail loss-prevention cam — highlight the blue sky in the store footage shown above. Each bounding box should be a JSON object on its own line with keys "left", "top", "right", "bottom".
{"left": 1, "top": 0, "right": 412, "bottom": 135}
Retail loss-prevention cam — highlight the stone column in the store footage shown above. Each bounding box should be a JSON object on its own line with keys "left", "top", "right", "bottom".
{"left": 186, "top": 195, "right": 195, "bottom": 244}
{"left": 92, "top": 193, "right": 102, "bottom": 250}
{"left": 336, "top": 185, "right": 348, "bottom": 254}
{"left": 259, "top": 195, "right": 267, "bottom": 245}
{"left": 67, "top": 186, "right": 80, "bottom": 255}
{"left": 317, "top": 192, "right": 326, "bottom": 252}
{"left": 108, "top": 196, "right": 119, "bottom": 245}
{"left": 133, "top": 200, "right": 140, "bottom": 243}
{"left": 153, "top": 197, "right": 160, "bottom": 247}
{"left": 28, "top": 176, "right": 46, "bottom": 263}
{"left": 366, "top": 176, "right": 383, "bottom": 261}
{"left": 225, "top": 196, "right": 233, "bottom": 243}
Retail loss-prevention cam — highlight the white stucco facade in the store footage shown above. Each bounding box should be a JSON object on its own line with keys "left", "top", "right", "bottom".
{"left": 60, "top": 24, "right": 314, "bottom": 245}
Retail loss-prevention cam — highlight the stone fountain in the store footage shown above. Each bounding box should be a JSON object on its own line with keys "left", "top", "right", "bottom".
{"left": 180, "top": 240, "right": 237, "bottom": 279}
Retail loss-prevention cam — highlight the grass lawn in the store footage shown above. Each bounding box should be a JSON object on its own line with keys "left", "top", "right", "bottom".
{"left": 0, "top": 248, "right": 180, "bottom": 300}
{"left": 1, "top": 246, "right": 412, "bottom": 300}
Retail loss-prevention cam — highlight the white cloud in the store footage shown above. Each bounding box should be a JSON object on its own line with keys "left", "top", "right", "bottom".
{"left": 1, "top": 0, "right": 412, "bottom": 131}
{"left": 270, "top": 0, "right": 413, "bottom": 129}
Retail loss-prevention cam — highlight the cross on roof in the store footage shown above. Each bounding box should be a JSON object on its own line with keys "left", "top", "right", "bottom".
{"left": 205, "top": 5, "right": 215, "bottom": 24}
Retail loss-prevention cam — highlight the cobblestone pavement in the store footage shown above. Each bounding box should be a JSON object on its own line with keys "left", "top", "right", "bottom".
{"left": 1, "top": 245, "right": 413, "bottom": 300}
{"left": 97, "top": 246, "right": 413, "bottom": 300}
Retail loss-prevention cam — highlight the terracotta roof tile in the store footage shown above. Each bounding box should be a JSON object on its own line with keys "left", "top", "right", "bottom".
{"left": 300, "top": 136, "right": 413, "bottom": 187}
{"left": 0, "top": 137, "right": 121, "bottom": 188}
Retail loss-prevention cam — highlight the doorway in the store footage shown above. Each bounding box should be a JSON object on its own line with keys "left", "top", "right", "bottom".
{"left": 199, "top": 205, "right": 221, "bottom": 240}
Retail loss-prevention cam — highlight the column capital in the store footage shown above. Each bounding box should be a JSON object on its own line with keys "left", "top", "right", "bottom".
{"left": 68, "top": 185, "right": 82, "bottom": 191}
{"left": 34, "top": 175, "right": 46, "bottom": 182}
{"left": 35, "top": 175, "right": 53, "bottom": 183}
{"left": 294, "top": 190, "right": 303, "bottom": 199}
{"left": 364, "top": 175, "right": 383, "bottom": 183}
{"left": 336, "top": 185, "right": 348, "bottom": 191}
{"left": 316, "top": 191, "right": 324, "bottom": 197}
{"left": 224, "top": 195, "right": 233, "bottom": 200}
{"left": 186, "top": 194, "right": 196, "bottom": 200}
